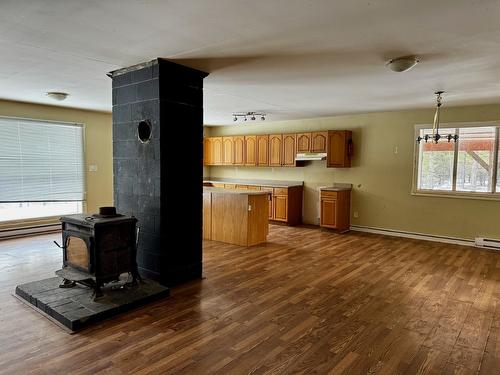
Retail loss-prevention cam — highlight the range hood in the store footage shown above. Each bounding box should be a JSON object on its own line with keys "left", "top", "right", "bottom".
{"left": 295, "top": 152, "right": 327, "bottom": 161}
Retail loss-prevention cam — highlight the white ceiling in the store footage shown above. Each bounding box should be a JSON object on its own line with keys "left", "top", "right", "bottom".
{"left": 1, "top": 0, "right": 500, "bottom": 125}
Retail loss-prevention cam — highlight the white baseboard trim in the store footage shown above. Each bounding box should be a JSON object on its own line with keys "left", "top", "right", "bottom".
{"left": 350, "top": 225, "right": 475, "bottom": 247}
{"left": 0, "top": 224, "right": 61, "bottom": 240}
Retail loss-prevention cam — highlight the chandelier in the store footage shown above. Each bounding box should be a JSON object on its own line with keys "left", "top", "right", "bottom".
{"left": 416, "top": 91, "right": 458, "bottom": 144}
{"left": 232, "top": 112, "right": 266, "bottom": 122}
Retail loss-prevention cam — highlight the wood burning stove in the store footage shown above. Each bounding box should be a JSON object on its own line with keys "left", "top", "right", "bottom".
{"left": 55, "top": 210, "right": 139, "bottom": 299}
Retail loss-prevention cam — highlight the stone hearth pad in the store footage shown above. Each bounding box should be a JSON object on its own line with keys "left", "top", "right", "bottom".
{"left": 15, "top": 276, "right": 169, "bottom": 331}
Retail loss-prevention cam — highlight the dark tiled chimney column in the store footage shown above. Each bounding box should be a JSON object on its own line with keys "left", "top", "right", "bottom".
{"left": 110, "top": 59, "right": 208, "bottom": 285}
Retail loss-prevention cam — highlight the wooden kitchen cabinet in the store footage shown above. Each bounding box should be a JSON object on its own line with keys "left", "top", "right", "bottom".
{"left": 211, "top": 137, "right": 223, "bottom": 165}
{"left": 223, "top": 137, "right": 234, "bottom": 165}
{"left": 296, "top": 133, "right": 311, "bottom": 153}
{"left": 327, "top": 130, "right": 352, "bottom": 168}
{"left": 203, "top": 138, "right": 212, "bottom": 165}
{"left": 203, "top": 182, "right": 303, "bottom": 226}
{"left": 320, "top": 190, "right": 351, "bottom": 232}
{"left": 233, "top": 136, "right": 245, "bottom": 165}
{"left": 204, "top": 129, "right": 351, "bottom": 168}
{"left": 282, "top": 133, "right": 296, "bottom": 166}
{"left": 244, "top": 135, "right": 257, "bottom": 166}
{"left": 273, "top": 195, "right": 288, "bottom": 221}
{"left": 257, "top": 135, "right": 269, "bottom": 166}
{"left": 311, "top": 131, "right": 328, "bottom": 152}
{"left": 269, "top": 134, "right": 282, "bottom": 166}
{"left": 260, "top": 187, "right": 274, "bottom": 219}
{"left": 203, "top": 191, "right": 212, "bottom": 240}
{"left": 271, "top": 186, "right": 303, "bottom": 225}
{"left": 295, "top": 131, "right": 327, "bottom": 153}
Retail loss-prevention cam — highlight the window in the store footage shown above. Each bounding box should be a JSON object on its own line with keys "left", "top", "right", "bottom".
{"left": 0, "top": 116, "right": 85, "bottom": 221}
{"left": 414, "top": 122, "right": 500, "bottom": 199}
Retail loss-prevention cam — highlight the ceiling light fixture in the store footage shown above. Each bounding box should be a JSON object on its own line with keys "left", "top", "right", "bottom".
{"left": 232, "top": 112, "right": 266, "bottom": 123}
{"left": 386, "top": 56, "right": 420, "bottom": 72}
{"left": 416, "top": 91, "right": 458, "bottom": 144}
{"left": 45, "top": 91, "right": 69, "bottom": 101}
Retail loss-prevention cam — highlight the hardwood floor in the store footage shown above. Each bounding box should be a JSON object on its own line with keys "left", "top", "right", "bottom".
{"left": 1, "top": 225, "right": 500, "bottom": 374}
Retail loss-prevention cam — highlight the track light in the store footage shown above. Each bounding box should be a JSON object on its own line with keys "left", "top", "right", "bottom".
{"left": 231, "top": 112, "right": 266, "bottom": 123}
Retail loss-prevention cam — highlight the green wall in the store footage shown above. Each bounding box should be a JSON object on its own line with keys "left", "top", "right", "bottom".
{"left": 206, "top": 103, "right": 500, "bottom": 240}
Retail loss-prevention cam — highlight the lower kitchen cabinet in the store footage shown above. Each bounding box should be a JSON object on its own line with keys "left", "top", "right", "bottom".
{"left": 273, "top": 195, "right": 288, "bottom": 221}
{"left": 270, "top": 186, "right": 303, "bottom": 225}
{"left": 206, "top": 183, "right": 303, "bottom": 226}
{"left": 320, "top": 190, "right": 351, "bottom": 232}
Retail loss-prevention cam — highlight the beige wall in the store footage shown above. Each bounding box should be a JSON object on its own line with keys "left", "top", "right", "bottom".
{"left": 207, "top": 103, "right": 500, "bottom": 240}
{"left": 0, "top": 99, "right": 113, "bottom": 226}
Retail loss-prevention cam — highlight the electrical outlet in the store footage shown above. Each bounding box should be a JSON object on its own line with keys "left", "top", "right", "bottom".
{"left": 353, "top": 211, "right": 359, "bottom": 218}
{"left": 394, "top": 146, "right": 399, "bottom": 154}
{"left": 88, "top": 165, "right": 98, "bottom": 172}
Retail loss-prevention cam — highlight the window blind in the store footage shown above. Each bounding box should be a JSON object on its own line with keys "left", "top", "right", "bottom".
{"left": 0, "top": 117, "right": 85, "bottom": 202}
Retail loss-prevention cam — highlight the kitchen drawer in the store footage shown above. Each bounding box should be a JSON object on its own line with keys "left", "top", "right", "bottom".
{"left": 273, "top": 187, "right": 288, "bottom": 196}
{"left": 224, "top": 184, "right": 236, "bottom": 189}
{"left": 321, "top": 190, "right": 338, "bottom": 199}
{"left": 246, "top": 185, "right": 261, "bottom": 190}
{"left": 212, "top": 183, "right": 225, "bottom": 188}
{"left": 260, "top": 186, "right": 273, "bottom": 192}
{"left": 236, "top": 185, "right": 248, "bottom": 189}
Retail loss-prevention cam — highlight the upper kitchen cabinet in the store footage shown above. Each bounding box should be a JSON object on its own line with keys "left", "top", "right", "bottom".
{"left": 233, "top": 136, "right": 245, "bottom": 165}
{"left": 327, "top": 130, "right": 352, "bottom": 168}
{"left": 244, "top": 135, "right": 257, "bottom": 166}
{"left": 282, "top": 133, "right": 296, "bottom": 167}
{"left": 203, "top": 138, "right": 212, "bottom": 165}
{"left": 210, "top": 137, "right": 223, "bottom": 165}
{"left": 257, "top": 135, "right": 269, "bottom": 166}
{"left": 269, "top": 134, "right": 282, "bottom": 166}
{"left": 296, "top": 133, "right": 312, "bottom": 153}
{"left": 223, "top": 136, "right": 234, "bottom": 165}
{"left": 296, "top": 131, "right": 327, "bottom": 153}
{"left": 311, "top": 131, "right": 328, "bottom": 152}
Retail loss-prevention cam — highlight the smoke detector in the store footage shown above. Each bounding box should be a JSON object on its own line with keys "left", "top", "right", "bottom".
{"left": 386, "top": 56, "right": 420, "bottom": 72}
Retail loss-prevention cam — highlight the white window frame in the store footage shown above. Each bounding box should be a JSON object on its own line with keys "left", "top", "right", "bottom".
{"left": 0, "top": 115, "right": 87, "bottom": 225}
{"left": 412, "top": 121, "right": 500, "bottom": 201}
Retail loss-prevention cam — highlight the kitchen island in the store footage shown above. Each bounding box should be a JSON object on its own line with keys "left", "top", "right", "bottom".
{"left": 203, "top": 187, "right": 270, "bottom": 246}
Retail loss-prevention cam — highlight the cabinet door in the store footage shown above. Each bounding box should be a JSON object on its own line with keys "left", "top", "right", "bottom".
{"left": 269, "top": 134, "right": 282, "bottom": 166}
{"left": 327, "top": 131, "right": 351, "bottom": 167}
{"left": 261, "top": 187, "right": 274, "bottom": 219}
{"left": 211, "top": 137, "right": 223, "bottom": 165}
{"left": 273, "top": 195, "right": 288, "bottom": 221}
{"left": 223, "top": 137, "right": 234, "bottom": 165}
{"left": 202, "top": 192, "right": 211, "bottom": 240}
{"left": 233, "top": 136, "right": 245, "bottom": 165}
{"left": 268, "top": 195, "right": 273, "bottom": 219}
{"left": 244, "top": 136, "right": 257, "bottom": 166}
{"left": 203, "top": 138, "right": 212, "bottom": 165}
{"left": 320, "top": 198, "right": 337, "bottom": 228}
{"left": 311, "top": 131, "right": 328, "bottom": 152}
{"left": 256, "top": 135, "right": 269, "bottom": 166}
{"left": 296, "top": 133, "right": 311, "bottom": 153}
{"left": 282, "top": 134, "right": 296, "bottom": 166}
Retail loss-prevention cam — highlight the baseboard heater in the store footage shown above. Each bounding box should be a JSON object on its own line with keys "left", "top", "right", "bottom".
{"left": 0, "top": 224, "right": 61, "bottom": 240}
{"left": 475, "top": 237, "right": 500, "bottom": 250}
